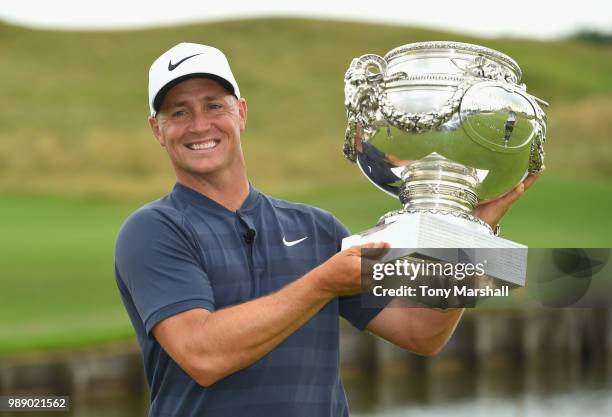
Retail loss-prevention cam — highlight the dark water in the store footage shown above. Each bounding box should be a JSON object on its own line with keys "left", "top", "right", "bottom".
{"left": 4, "top": 361, "right": 611, "bottom": 417}
{"left": 345, "top": 360, "right": 612, "bottom": 417}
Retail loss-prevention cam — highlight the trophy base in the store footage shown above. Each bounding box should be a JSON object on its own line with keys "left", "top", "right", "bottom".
{"left": 342, "top": 211, "right": 527, "bottom": 286}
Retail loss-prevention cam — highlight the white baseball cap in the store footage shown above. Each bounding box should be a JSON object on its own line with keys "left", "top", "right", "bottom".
{"left": 148, "top": 42, "right": 241, "bottom": 116}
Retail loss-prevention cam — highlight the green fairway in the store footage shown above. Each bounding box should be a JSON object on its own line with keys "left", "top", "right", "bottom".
{"left": 0, "top": 195, "right": 138, "bottom": 352}
{"left": 1, "top": 174, "right": 611, "bottom": 353}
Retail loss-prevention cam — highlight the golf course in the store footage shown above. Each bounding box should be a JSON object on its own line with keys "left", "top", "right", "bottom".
{"left": 1, "top": 18, "right": 611, "bottom": 353}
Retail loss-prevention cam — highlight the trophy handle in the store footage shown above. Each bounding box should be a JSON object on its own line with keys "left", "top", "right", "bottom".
{"left": 351, "top": 54, "right": 388, "bottom": 80}
{"left": 343, "top": 54, "right": 388, "bottom": 161}
{"left": 528, "top": 99, "right": 548, "bottom": 174}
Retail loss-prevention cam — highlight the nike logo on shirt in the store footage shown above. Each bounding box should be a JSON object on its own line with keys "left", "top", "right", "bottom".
{"left": 168, "top": 53, "right": 203, "bottom": 71}
{"left": 283, "top": 236, "right": 308, "bottom": 247}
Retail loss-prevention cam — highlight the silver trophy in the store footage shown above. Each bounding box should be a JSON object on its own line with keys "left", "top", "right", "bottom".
{"left": 341, "top": 41, "right": 548, "bottom": 286}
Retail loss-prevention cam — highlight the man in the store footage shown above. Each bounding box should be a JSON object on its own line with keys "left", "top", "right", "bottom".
{"left": 115, "top": 42, "right": 536, "bottom": 417}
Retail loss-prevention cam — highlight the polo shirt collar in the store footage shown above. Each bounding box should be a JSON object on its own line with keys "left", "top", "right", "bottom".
{"left": 172, "top": 182, "right": 261, "bottom": 214}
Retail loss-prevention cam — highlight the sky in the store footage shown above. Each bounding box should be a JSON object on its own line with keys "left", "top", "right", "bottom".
{"left": 1, "top": 0, "right": 611, "bottom": 40}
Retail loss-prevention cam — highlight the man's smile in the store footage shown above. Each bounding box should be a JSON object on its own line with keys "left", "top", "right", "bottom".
{"left": 185, "top": 139, "right": 220, "bottom": 151}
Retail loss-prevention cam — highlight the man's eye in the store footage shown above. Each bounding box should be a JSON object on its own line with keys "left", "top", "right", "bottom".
{"left": 208, "top": 103, "right": 224, "bottom": 111}
{"left": 173, "top": 110, "right": 187, "bottom": 117}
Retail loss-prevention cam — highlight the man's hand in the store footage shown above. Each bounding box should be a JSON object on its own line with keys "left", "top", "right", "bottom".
{"left": 473, "top": 174, "right": 539, "bottom": 229}
{"left": 311, "top": 241, "right": 390, "bottom": 297}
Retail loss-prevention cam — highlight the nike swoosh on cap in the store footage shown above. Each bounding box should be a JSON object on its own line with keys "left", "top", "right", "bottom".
{"left": 168, "top": 53, "right": 203, "bottom": 71}
{"left": 282, "top": 236, "right": 308, "bottom": 247}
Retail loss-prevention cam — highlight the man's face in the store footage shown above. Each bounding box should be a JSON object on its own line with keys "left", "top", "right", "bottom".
{"left": 149, "top": 77, "right": 247, "bottom": 182}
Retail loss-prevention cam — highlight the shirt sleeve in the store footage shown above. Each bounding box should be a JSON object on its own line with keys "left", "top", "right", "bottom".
{"left": 115, "top": 207, "right": 215, "bottom": 335}
{"left": 332, "top": 216, "right": 391, "bottom": 331}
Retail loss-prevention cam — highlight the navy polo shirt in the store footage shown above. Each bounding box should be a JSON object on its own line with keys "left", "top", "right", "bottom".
{"left": 114, "top": 183, "right": 385, "bottom": 417}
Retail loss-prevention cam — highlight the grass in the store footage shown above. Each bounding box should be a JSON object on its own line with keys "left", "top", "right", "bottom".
{"left": 0, "top": 19, "right": 610, "bottom": 199}
{"left": 1, "top": 174, "right": 611, "bottom": 353}
{"left": 0, "top": 17, "right": 611, "bottom": 352}
{"left": 0, "top": 195, "right": 138, "bottom": 352}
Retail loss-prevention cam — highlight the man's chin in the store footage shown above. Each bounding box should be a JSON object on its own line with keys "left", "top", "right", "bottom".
{"left": 180, "top": 163, "right": 226, "bottom": 178}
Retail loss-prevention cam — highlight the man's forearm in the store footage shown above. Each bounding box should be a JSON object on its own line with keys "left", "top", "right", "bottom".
{"left": 188, "top": 266, "right": 335, "bottom": 385}
{"left": 412, "top": 307, "right": 464, "bottom": 355}
{"left": 367, "top": 299, "right": 464, "bottom": 356}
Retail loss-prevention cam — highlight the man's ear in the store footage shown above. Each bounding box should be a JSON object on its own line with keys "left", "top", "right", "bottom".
{"left": 238, "top": 98, "right": 248, "bottom": 131}
{"left": 148, "top": 116, "right": 166, "bottom": 147}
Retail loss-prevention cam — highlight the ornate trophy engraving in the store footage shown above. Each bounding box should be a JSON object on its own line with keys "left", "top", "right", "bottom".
{"left": 342, "top": 41, "right": 548, "bottom": 286}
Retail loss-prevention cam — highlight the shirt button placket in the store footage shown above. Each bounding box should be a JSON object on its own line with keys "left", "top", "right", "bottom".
{"left": 236, "top": 211, "right": 258, "bottom": 297}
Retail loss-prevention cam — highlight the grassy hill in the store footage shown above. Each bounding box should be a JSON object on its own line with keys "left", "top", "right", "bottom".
{"left": 1, "top": 18, "right": 611, "bottom": 353}
{"left": 0, "top": 18, "right": 611, "bottom": 199}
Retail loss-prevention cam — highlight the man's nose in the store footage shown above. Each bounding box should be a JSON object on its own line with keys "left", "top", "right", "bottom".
{"left": 190, "top": 109, "right": 212, "bottom": 133}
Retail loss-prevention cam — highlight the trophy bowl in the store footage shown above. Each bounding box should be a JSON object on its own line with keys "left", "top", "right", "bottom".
{"left": 342, "top": 42, "right": 549, "bottom": 287}
{"left": 343, "top": 41, "right": 548, "bottom": 235}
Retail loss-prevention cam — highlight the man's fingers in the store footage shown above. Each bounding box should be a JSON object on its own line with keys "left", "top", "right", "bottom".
{"left": 358, "top": 241, "right": 389, "bottom": 249}
{"left": 503, "top": 182, "right": 525, "bottom": 206}
{"left": 523, "top": 174, "right": 539, "bottom": 191}
{"left": 358, "top": 241, "right": 390, "bottom": 260}
{"left": 501, "top": 174, "right": 538, "bottom": 206}
{"left": 347, "top": 241, "right": 390, "bottom": 260}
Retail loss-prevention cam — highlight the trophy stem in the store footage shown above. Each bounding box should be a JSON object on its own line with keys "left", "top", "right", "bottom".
{"left": 377, "top": 152, "right": 493, "bottom": 234}
{"left": 399, "top": 152, "right": 479, "bottom": 213}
